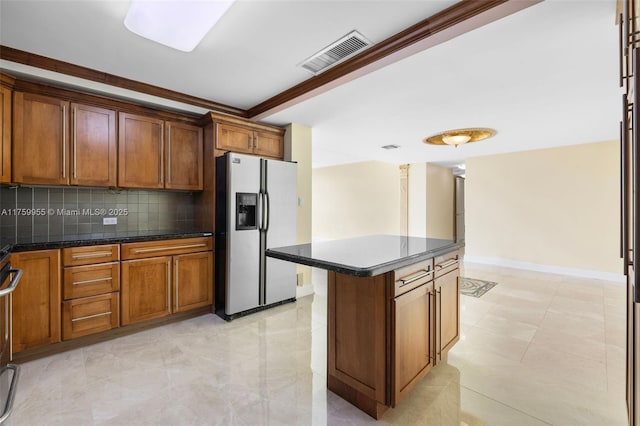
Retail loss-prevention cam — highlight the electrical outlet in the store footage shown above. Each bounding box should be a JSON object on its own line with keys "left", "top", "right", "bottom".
{"left": 103, "top": 217, "right": 117, "bottom": 225}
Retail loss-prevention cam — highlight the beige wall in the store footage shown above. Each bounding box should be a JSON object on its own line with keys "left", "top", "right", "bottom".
{"left": 285, "top": 124, "right": 312, "bottom": 286}
{"left": 312, "top": 161, "right": 401, "bottom": 240}
{"left": 408, "top": 163, "right": 427, "bottom": 237}
{"left": 426, "top": 163, "right": 455, "bottom": 240}
{"left": 465, "top": 140, "right": 621, "bottom": 275}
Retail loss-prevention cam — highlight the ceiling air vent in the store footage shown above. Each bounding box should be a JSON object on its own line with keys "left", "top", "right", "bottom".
{"left": 299, "top": 30, "right": 372, "bottom": 75}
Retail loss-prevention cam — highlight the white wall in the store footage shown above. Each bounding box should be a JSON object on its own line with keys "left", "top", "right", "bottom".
{"left": 465, "top": 140, "right": 622, "bottom": 279}
{"left": 312, "top": 161, "right": 401, "bottom": 240}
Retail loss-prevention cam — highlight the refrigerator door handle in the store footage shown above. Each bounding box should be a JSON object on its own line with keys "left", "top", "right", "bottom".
{"left": 265, "top": 191, "right": 271, "bottom": 233}
{"left": 258, "top": 191, "right": 265, "bottom": 232}
{"left": 633, "top": 47, "right": 640, "bottom": 303}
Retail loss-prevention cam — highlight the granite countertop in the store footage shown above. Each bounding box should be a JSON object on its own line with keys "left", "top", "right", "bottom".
{"left": 2, "top": 229, "right": 214, "bottom": 253}
{"left": 266, "top": 235, "right": 463, "bottom": 277}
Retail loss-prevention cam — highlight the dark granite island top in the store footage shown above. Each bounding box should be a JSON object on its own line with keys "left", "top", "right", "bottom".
{"left": 265, "top": 235, "right": 462, "bottom": 277}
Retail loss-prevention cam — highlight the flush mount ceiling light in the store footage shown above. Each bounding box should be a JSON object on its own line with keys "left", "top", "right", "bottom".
{"left": 423, "top": 128, "right": 497, "bottom": 148}
{"left": 124, "top": 0, "right": 235, "bottom": 52}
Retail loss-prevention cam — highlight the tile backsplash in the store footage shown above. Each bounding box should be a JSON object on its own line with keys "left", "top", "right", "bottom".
{"left": 0, "top": 186, "right": 198, "bottom": 244}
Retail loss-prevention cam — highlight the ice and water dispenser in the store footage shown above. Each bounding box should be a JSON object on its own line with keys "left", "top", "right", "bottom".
{"left": 236, "top": 193, "right": 258, "bottom": 230}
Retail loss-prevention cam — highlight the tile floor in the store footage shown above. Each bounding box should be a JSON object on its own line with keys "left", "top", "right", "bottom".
{"left": 5, "top": 263, "right": 629, "bottom": 425}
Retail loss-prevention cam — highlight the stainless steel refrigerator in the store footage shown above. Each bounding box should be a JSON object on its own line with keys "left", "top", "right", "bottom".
{"left": 215, "top": 152, "right": 297, "bottom": 320}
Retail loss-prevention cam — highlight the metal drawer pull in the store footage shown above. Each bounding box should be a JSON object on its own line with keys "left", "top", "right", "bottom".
{"left": 71, "top": 252, "right": 113, "bottom": 259}
{"left": 0, "top": 364, "right": 20, "bottom": 424}
{"left": 399, "top": 269, "right": 432, "bottom": 286}
{"left": 133, "top": 243, "right": 207, "bottom": 254}
{"left": 72, "top": 277, "right": 112, "bottom": 286}
{"left": 72, "top": 311, "right": 112, "bottom": 322}
{"left": 436, "top": 259, "right": 458, "bottom": 269}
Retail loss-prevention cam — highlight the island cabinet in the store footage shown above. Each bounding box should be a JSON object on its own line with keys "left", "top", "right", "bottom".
{"left": 203, "top": 112, "right": 285, "bottom": 160}
{"left": 13, "top": 93, "right": 117, "bottom": 187}
{"left": 120, "top": 237, "right": 213, "bottom": 325}
{"left": 327, "top": 249, "right": 461, "bottom": 419}
{"left": 0, "top": 82, "right": 11, "bottom": 184}
{"left": 119, "top": 113, "right": 204, "bottom": 190}
{"left": 61, "top": 244, "right": 120, "bottom": 340}
{"left": 10, "top": 249, "right": 61, "bottom": 353}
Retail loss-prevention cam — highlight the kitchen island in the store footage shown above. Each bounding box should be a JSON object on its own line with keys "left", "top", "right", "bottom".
{"left": 266, "top": 235, "right": 463, "bottom": 419}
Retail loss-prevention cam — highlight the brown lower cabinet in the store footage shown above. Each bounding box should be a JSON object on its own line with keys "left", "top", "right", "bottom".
{"left": 11, "top": 249, "right": 61, "bottom": 353}
{"left": 327, "top": 248, "right": 461, "bottom": 419}
{"left": 121, "top": 238, "right": 213, "bottom": 325}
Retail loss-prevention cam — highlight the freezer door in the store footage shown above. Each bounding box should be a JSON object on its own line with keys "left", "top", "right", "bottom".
{"left": 264, "top": 159, "right": 297, "bottom": 305}
{"left": 226, "top": 153, "right": 261, "bottom": 315}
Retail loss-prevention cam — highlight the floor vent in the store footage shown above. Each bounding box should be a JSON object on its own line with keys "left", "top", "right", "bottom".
{"left": 299, "top": 30, "right": 372, "bottom": 75}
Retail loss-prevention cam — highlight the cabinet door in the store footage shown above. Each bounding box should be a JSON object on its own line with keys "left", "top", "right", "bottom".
{"left": 253, "top": 130, "right": 283, "bottom": 159}
{"left": 216, "top": 123, "right": 253, "bottom": 154}
{"left": 13, "top": 92, "right": 69, "bottom": 185}
{"left": 118, "top": 112, "right": 164, "bottom": 189}
{"left": 173, "top": 251, "right": 213, "bottom": 312}
{"left": 121, "top": 257, "right": 172, "bottom": 325}
{"left": 11, "top": 249, "right": 61, "bottom": 353}
{"left": 0, "top": 86, "right": 11, "bottom": 183}
{"left": 165, "top": 121, "right": 203, "bottom": 190}
{"left": 70, "top": 103, "right": 117, "bottom": 187}
{"left": 436, "top": 269, "right": 460, "bottom": 361}
{"left": 392, "top": 283, "right": 435, "bottom": 406}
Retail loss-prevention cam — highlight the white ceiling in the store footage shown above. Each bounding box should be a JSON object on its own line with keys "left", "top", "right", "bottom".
{"left": 0, "top": 0, "right": 620, "bottom": 168}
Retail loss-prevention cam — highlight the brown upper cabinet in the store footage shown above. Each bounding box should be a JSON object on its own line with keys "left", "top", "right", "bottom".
{"left": 119, "top": 113, "right": 203, "bottom": 190}
{"left": 70, "top": 103, "right": 117, "bottom": 187}
{"left": 13, "top": 92, "right": 117, "bottom": 187}
{"left": 165, "top": 121, "right": 203, "bottom": 190}
{"left": 119, "top": 112, "right": 164, "bottom": 189}
{"left": 0, "top": 84, "right": 11, "bottom": 184}
{"left": 204, "top": 112, "right": 284, "bottom": 160}
{"left": 13, "top": 92, "right": 69, "bottom": 185}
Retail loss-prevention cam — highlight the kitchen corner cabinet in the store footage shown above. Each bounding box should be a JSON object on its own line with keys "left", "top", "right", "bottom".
{"left": 13, "top": 92, "right": 117, "bottom": 187}
{"left": 204, "top": 112, "right": 285, "bottom": 160}
{"left": 121, "top": 237, "right": 213, "bottom": 325}
{"left": 119, "top": 113, "right": 204, "bottom": 190}
{"left": 11, "top": 249, "right": 61, "bottom": 353}
{"left": 0, "top": 85, "right": 11, "bottom": 183}
{"left": 165, "top": 121, "right": 203, "bottom": 190}
{"left": 13, "top": 92, "right": 69, "bottom": 185}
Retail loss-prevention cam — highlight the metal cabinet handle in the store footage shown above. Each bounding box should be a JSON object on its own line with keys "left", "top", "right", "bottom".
{"left": 436, "top": 258, "right": 458, "bottom": 269}
{"left": 72, "top": 277, "right": 112, "bottom": 286}
{"left": 436, "top": 287, "right": 442, "bottom": 360}
{"left": 71, "top": 251, "right": 114, "bottom": 259}
{"left": 72, "top": 311, "right": 112, "bottom": 322}
{"left": 175, "top": 259, "right": 179, "bottom": 312}
{"left": 254, "top": 135, "right": 259, "bottom": 150}
{"left": 399, "top": 269, "right": 433, "bottom": 286}
{"left": 0, "top": 364, "right": 20, "bottom": 424}
{"left": 133, "top": 243, "right": 207, "bottom": 254}
{"left": 167, "top": 260, "right": 171, "bottom": 313}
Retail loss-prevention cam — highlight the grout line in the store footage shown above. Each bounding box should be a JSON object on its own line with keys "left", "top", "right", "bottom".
{"left": 460, "top": 384, "right": 553, "bottom": 425}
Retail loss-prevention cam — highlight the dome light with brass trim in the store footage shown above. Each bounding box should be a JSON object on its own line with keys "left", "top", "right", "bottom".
{"left": 423, "top": 128, "right": 497, "bottom": 147}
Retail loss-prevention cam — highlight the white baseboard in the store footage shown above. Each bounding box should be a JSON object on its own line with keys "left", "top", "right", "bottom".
{"left": 463, "top": 255, "right": 625, "bottom": 283}
{"left": 296, "top": 283, "right": 315, "bottom": 299}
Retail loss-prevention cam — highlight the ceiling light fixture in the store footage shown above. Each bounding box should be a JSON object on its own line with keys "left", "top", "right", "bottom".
{"left": 124, "top": 0, "right": 235, "bottom": 52}
{"left": 423, "top": 128, "right": 496, "bottom": 148}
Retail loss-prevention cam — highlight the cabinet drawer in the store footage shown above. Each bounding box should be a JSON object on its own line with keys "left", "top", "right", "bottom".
{"left": 121, "top": 237, "right": 213, "bottom": 260}
{"left": 434, "top": 250, "right": 461, "bottom": 278}
{"left": 63, "top": 262, "right": 120, "bottom": 300}
{"left": 393, "top": 259, "right": 434, "bottom": 297}
{"left": 62, "top": 244, "right": 120, "bottom": 266}
{"left": 62, "top": 293, "right": 119, "bottom": 340}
